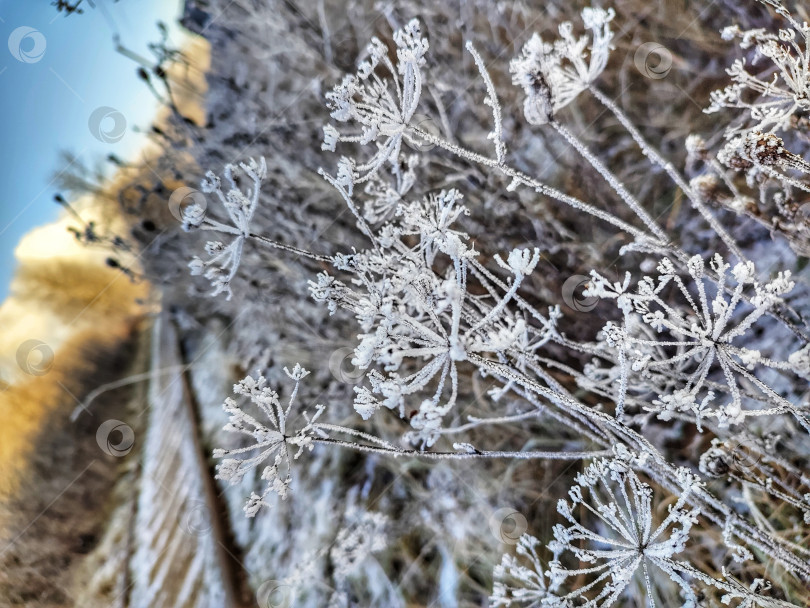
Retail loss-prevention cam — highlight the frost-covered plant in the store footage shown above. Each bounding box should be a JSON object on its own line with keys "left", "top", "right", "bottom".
{"left": 322, "top": 19, "right": 429, "bottom": 188}
{"left": 310, "top": 186, "right": 553, "bottom": 446}
{"left": 329, "top": 507, "right": 388, "bottom": 580}
{"left": 171, "top": 4, "right": 810, "bottom": 606}
{"left": 214, "top": 364, "right": 326, "bottom": 516}
{"left": 184, "top": 156, "right": 329, "bottom": 300}
{"left": 185, "top": 157, "right": 267, "bottom": 299}
{"left": 545, "top": 455, "right": 701, "bottom": 607}
{"left": 699, "top": 1, "right": 810, "bottom": 259}
{"left": 707, "top": 0, "right": 810, "bottom": 137}
{"left": 510, "top": 7, "right": 614, "bottom": 126}
{"left": 326, "top": 507, "right": 389, "bottom": 608}
{"left": 491, "top": 533, "right": 550, "bottom": 607}
{"left": 585, "top": 253, "right": 808, "bottom": 430}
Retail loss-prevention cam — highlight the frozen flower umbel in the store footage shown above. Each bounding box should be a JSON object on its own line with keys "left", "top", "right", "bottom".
{"left": 545, "top": 456, "right": 701, "bottom": 607}
{"left": 491, "top": 533, "right": 551, "bottom": 607}
{"left": 510, "top": 7, "right": 614, "bottom": 125}
{"left": 321, "top": 19, "right": 428, "bottom": 189}
{"left": 585, "top": 254, "right": 808, "bottom": 431}
{"left": 310, "top": 186, "right": 551, "bottom": 447}
{"left": 213, "top": 364, "right": 326, "bottom": 516}
{"left": 186, "top": 157, "right": 267, "bottom": 300}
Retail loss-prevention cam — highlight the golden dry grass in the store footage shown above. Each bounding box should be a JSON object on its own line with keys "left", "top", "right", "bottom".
{"left": 0, "top": 248, "right": 147, "bottom": 500}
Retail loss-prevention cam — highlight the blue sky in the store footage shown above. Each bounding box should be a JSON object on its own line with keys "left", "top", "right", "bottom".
{"left": 0, "top": 0, "right": 185, "bottom": 299}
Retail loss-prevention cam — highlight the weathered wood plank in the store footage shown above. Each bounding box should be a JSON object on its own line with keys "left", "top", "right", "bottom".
{"left": 129, "top": 313, "right": 239, "bottom": 608}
